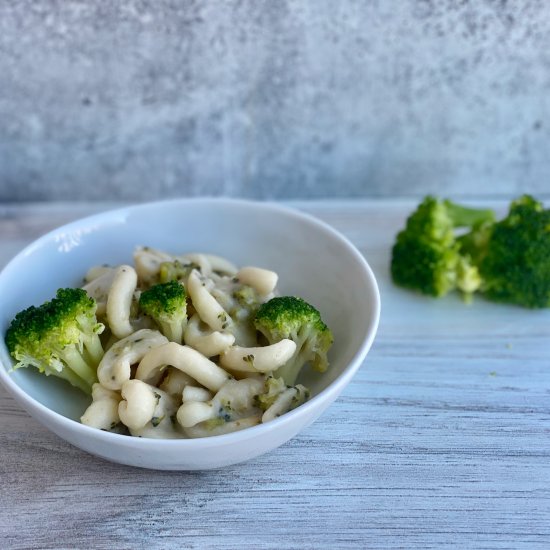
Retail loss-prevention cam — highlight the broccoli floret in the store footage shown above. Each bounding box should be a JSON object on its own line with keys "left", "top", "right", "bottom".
{"left": 254, "top": 296, "right": 333, "bottom": 386}
{"left": 254, "top": 376, "right": 288, "bottom": 410}
{"left": 233, "top": 284, "right": 261, "bottom": 309}
{"left": 158, "top": 260, "right": 199, "bottom": 284}
{"left": 139, "top": 281, "right": 187, "bottom": 343}
{"left": 5, "top": 288, "right": 105, "bottom": 394}
{"left": 474, "top": 195, "right": 550, "bottom": 308}
{"left": 391, "top": 196, "right": 495, "bottom": 297}
{"left": 230, "top": 283, "right": 264, "bottom": 328}
{"left": 254, "top": 376, "right": 311, "bottom": 421}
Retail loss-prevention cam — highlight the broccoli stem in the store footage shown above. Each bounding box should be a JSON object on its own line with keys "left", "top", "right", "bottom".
{"left": 59, "top": 346, "right": 98, "bottom": 388}
{"left": 443, "top": 200, "right": 495, "bottom": 228}
{"left": 83, "top": 333, "right": 104, "bottom": 366}
{"left": 53, "top": 366, "right": 93, "bottom": 394}
{"left": 274, "top": 360, "right": 298, "bottom": 387}
{"left": 159, "top": 321, "right": 183, "bottom": 344}
{"left": 274, "top": 332, "right": 309, "bottom": 386}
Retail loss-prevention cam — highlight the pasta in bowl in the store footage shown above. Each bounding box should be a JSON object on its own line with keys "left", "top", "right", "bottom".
{"left": 0, "top": 199, "right": 380, "bottom": 469}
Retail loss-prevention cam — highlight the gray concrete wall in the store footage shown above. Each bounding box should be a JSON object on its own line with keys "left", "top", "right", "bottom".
{"left": 1, "top": 0, "right": 549, "bottom": 202}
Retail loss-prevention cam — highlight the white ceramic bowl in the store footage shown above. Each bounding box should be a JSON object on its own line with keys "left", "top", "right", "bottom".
{"left": 0, "top": 198, "right": 380, "bottom": 470}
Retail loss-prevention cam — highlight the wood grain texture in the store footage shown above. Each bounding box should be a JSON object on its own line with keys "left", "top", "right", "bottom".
{"left": 0, "top": 200, "right": 549, "bottom": 550}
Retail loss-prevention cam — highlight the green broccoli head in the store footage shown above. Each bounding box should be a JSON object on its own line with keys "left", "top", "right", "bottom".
{"left": 392, "top": 235, "right": 461, "bottom": 297}
{"left": 477, "top": 195, "right": 550, "bottom": 308}
{"left": 391, "top": 196, "right": 495, "bottom": 297}
{"left": 254, "top": 296, "right": 333, "bottom": 386}
{"left": 5, "top": 288, "right": 104, "bottom": 394}
{"left": 139, "top": 280, "right": 187, "bottom": 343}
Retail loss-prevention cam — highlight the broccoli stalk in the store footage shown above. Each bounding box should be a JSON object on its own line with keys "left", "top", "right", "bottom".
{"left": 5, "top": 288, "right": 105, "bottom": 394}
{"left": 443, "top": 201, "right": 496, "bottom": 229}
{"left": 139, "top": 280, "right": 187, "bottom": 343}
{"left": 472, "top": 195, "right": 550, "bottom": 308}
{"left": 391, "top": 196, "right": 496, "bottom": 298}
{"left": 254, "top": 296, "right": 333, "bottom": 386}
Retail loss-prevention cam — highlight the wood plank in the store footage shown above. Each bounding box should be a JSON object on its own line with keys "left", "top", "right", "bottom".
{"left": 0, "top": 201, "right": 548, "bottom": 549}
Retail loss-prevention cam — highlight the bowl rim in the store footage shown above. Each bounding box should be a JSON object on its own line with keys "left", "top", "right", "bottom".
{"left": 0, "top": 197, "right": 381, "bottom": 449}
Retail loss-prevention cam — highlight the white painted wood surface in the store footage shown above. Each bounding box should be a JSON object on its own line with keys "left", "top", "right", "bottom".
{"left": 0, "top": 200, "right": 548, "bottom": 549}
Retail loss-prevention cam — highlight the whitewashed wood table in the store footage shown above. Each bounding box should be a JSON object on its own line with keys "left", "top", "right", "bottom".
{"left": 0, "top": 200, "right": 549, "bottom": 550}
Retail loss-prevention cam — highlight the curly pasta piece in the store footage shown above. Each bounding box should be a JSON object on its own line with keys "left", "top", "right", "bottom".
{"left": 119, "top": 380, "right": 181, "bottom": 438}
{"left": 136, "top": 342, "right": 231, "bottom": 392}
{"left": 84, "top": 265, "right": 115, "bottom": 283}
{"left": 118, "top": 379, "right": 158, "bottom": 430}
{"left": 179, "top": 253, "right": 212, "bottom": 276}
{"left": 133, "top": 246, "right": 175, "bottom": 285}
{"left": 106, "top": 265, "right": 138, "bottom": 338}
{"left": 82, "top": 268, "right": 117, "bottom": 317}
{"left": 182, "top": 253, "right": 238, "bottom": 276}
{"left": 183, "top": 415, "right": 261, "bottom": 438}
{"left": 186, "top": 269, "right": 232, "bottom": 331}
{"left": 176, "top": 377, "right": 264, "bottom": 428}
{"left": 183, "top": 313, "right": 235, "bottom": 357}
{"left": 97, "top": 329, "right": 169, "bottom": 390}
{"left": 176, "top": 401, "right": 215, "bottom": 427}
{"left": 80, "top": 383, "right": 122, "bottom": 430}
{"left": 262, "top": 385, "right": 309, "bottom": 423}
{"left": 236, "top": 266, "right": 278, "bottom": 296}
{"left": 131, "top": 419, "right": 182, "bottom": 439}
{"left": 220, "top": 339, "right": 296, "bottom": 373}
{"left": 159, "top": 367, "right": 195, "bottom": 398}
{"left": 182, "top": 385, "right": 212, "bottom": 403}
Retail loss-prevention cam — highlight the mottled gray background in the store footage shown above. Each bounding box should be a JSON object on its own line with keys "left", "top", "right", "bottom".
{"left": 1, "top": 0, "right": 550, "bottom": 202}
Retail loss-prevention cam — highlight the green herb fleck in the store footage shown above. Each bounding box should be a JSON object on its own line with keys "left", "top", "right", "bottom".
{"left": 151, "top": 415, "right": 165, "bottom": 427}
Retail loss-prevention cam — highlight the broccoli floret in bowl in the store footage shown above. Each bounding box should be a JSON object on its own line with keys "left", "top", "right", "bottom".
{"left": 139, "top": 280, "right": 188, "bottom": 344}
{"left": 254, "top": 296, "right": 333, "bottom": 386}
{"left": 5, "top": 288, "right": 104, "bottom": 394}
